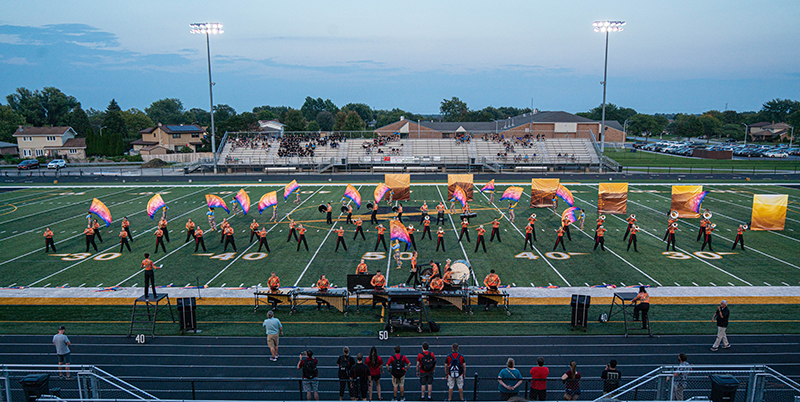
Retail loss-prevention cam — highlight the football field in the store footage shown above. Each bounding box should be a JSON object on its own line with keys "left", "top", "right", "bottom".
{"left": 0, "top": 182, "right": 798, "bottom": 291}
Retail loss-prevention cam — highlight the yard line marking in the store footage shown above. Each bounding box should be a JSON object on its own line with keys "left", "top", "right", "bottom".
{"left": 292, "top": 186, "right": 355, "bottom": 287}
{"left": 710, "top": 282, "right": 717, "bottom": 286}
{"left": 531, "top": 282, "right": 536, "bottom": 287}
{"left": 764, "top": 282, "right": 771, "bottom": 286}
{"left": 629, "top": 187, "right": 800, "bottom": 271}
{"left": 728, "top": 282, "right": 736, "bottom": 286}
{"left": 474, "top": 185, "right": 568, "bottom": 287}
{"left": 674, "top": 282, "right": 681, "bottom": 286}
{"left": 436, "top": 185, "right": 476, "bottom": 285}
{"left": 0, "top": 187, "right": 130, "bottom": 225}
{"left": 25, "top": 186, "right": 215, "bottom": 286}
{"left": 0, "top": 187, "right": 176, "bottom": 243}
{"left": 782, "top": 282, "right": 790, "bottom": 286}
{"left": 573, "top": 193, "right": 753, "bottom": 286}
{"left": 78, "top": 283, "right": 85, "bottom": 287}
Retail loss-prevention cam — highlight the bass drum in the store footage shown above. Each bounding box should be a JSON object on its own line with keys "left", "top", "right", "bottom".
{"left": 341, "top": 206, "right": 349, "bottom": 213}
{"left": 449, "top": 260, "right": 471, "bottom": 285}
{"left": 366, "top": 202, "right": 374, "bottom": 210}
{"left": 317, "top": 204, "right": 327, "bottom": 213}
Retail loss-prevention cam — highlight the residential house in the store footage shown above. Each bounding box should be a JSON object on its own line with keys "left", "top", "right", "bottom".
{"left": 749, "top": 122, "right": 791, "bottom": 142}
{"left": 0, "top": 141, "right": 18, "bottom": 156}
{"left": 131, "top": 123, "right": 205, "bottom": 154}
{"left": 13, "top": 126, "right": 86, "bottom": 160}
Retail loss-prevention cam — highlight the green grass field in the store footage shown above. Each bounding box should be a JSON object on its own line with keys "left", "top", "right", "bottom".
{"left": 606, "top": 148, "right": 800, "bottom": 171}
{"left": 1, "top": 181, "right": 799, "bottom": 290}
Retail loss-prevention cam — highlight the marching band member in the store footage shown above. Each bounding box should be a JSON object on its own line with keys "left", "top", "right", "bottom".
{"left": 406, "top": 224, "right": 417, "bottom": 251}
{"left": 370, "top": 202, "right": 379, "bottom": 224}
{"left": 249, "top": 219, "right": 260, "bottom": 243}
{"left": 223, "top": 223, "right": 237, "bottom": 252}
{"left": 406, "top": 252, "right": 420, "bottom": 287}
{"left": 374, "top": 224, "right": 387, "bottom": 251}
{"left": 194, "top": 227, "right": 206, "bottom": 252}
{"left": 346, "top": 204, "right": 353, "bottom": 224}
{"left": 463, "top": 202, "right": 471, "bottom": 222}
{"left": 429, "top": 260, "right": 440, "bottom": 278}
{"left": 396, "top": 203, "right": 403, "bottom": 222}
{"left": 701, "top": 223, "right": 716, "bottom": 251}
{"left": 595, "top": 215, "right": 605, "bottom": 241}
{"left": 666, "top": 222, "right": 678, "bottom": 251}
{"left": 561, "top": 217, "right": 572, "bottom": 241}
{"left": 271, "top": 205, "right": 278, "bottom": 222}
{"left": 84, "top": 225, "right": 98, "bottom": 252}
{"left": 43, "top": 227, "right": 56, "bottom": 252}
{"left": 732, "top": 224, "right": 746, "bottom": 251}
{"left": 664, "top": 211, "right": 678, "bottom": 241}
{"left": 430, "top": 275, "right": 444, "bottom": 292}
{"left": 484, "top": 269, "right": 500, "bottom": 292}
{"left": 353, "top": 217, "right": 366, "bottom": 240}
{"left": 458, "top": 219, "right": 470, "bottom": 243}
{"left": 624, "top": 214, "right": 637, "bottom": 241}
{"left": 297, "top": 224, "right": 308, "bottom": 252}
{"left": 627, "top": 225, "right": 639, "bottom": 252}
{"left": 527, "top": 214, "right": 537, "bottom": 241}
{"left": 334, "top": 226, "right": 347, "bottom": 252}
{"left": 219, "top": 218, "right": 228, "bottom": 243}
{"left": 315, "top": 275, "right": 331, "bottom": 309}
{"left": 422, "top": 216, "right": 432, "bottom": 239}
{"left": 185, "top": 218, "right": 196, "bottom": 243}
{"left": 553, "top": 226, "right": 566, "bottom": 251}
{"left": 119, "top": 227, "right": 131, "bottom": 252}
{"left": 698, "top": 211, "right": 711, "bottom": 242}
{"left": 158, "top": 216, "right": 169, "bottom": 243}
{"left": 257, "top": 227, "right": 270, "bottom": 252}
{"left": 286, "top": 219, "right": 298, "bottom": 242}
{"left": 294, "top": 191, "right": 301, "bottom": 206}
{"left": 442, "top": 266, "right": 454, "bottom": 286}
{"left": 436, "top": 227, "right": 446, "bottom": 252}
{"left": 230, "top": 197, "right": 239, "bottom": 215}
{"left": 92, "top": 219, "right": 103, "bottom": 243}
{"left": 122, "top": 216, "right": 133, "bottom": 242}
{"left": 490, "top": 218, "right": 502, "bottom": 243}
{"left": 153, "top": 226, "right": 166, "bottom": 253}
{"left": 593, "top": 225, "right": 606, "bottom": 251}
{"left": 475, "top": 225, "right": 487, "bottom": 253}
{"left": 508, "top": 202, "right": 517, "bottom": 222}
{"left": 523, "top": 223, "right": 535, "bottom": 250}
{"left": 326, "top": 203, "right": 333, "bottom": 225}
{"left": 436, "top": 202, "right": 446, "bottom": 224}
{"left": 267, "top": 272, "right": 281, "bottom": 293}
{"left": 419, "top": 202, "right": 429, "bottom": 224}
{"left": 206, "top": 208, "right": 216, "bottom": 231}
{"left": 578, "top": 210, "right": 586, "bottom": 230}
{"left": 632, "top": 286, "right": 650, "bottom": 330}
{"left": 356, "top": 259, "right": 368, "bottom": 274}
{"left": 371, "top": 270, "right": 386, "bottom": 291}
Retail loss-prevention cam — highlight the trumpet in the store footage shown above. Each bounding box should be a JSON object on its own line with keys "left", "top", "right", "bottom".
{"left": 531, "top": 213, "right": 537, "bottom": 219}
{"left": 672, "top": 222, "right": 678, "bottom": 228}
{"left": 703, "top": 211, "right": 712, "bottom": 219}
{"left": 670, "top": 210, "right": 679, "bottom": 219}
{"left": 600, "top": 215, "right": 606, "bottom": 220}
{"left": 742, "top": 224, "right": 749, "bottom": 230}
{"left": 630, "top": 214, "right": 636, "bottom": 219}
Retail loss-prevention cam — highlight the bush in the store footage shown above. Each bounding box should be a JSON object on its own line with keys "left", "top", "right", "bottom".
{"left": 125, "top": 154, "right": 144, "bottom": 162}
{"left": 179, "top": 146, "right": 193, "bottom": 153}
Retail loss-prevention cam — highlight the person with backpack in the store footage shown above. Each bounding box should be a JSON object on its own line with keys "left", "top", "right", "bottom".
{"left": 497, "top": 358, "right": 523, "bottom": 401}
{"left": 297, "top": 349, "right": 320, "bottom": 401}
{"left": 337, "top": 347, "right": 356, "bottom": 401}
{"left": 352, "top": 353, "right": 371, "bottom": 401}
{"left": 416, "top": 342, "right": 437, "bottom": 401}
{"left": 387, "top": 345, "right": 410, "bottom": 401}
{"left": 445, "top": 343, "right": 466, "bottom": 402}
{"left": 366, "top": 346, "right": 384, "bottom": 400}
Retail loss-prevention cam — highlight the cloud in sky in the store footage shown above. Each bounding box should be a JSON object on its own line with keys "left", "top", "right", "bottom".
{"left": 0, "top": 1, "right": 799, "bottom": 114}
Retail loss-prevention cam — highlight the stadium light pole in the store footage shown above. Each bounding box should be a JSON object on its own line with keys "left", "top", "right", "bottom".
{"left": 742, "top": 123, "right": 748, "bottom": 146}
{"left": 593, "top": 20, "right": 625, "bottom": 172}
{"left": 190, "top": 22, "right": 223, "bottom": 174}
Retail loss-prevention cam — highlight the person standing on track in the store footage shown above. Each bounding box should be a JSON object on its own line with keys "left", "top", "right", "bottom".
{"left": 119, "top": 226, "right": 131, "bottom": 252}
{"left": 43, "top": 227, "right": 56, "bottom": 252}
{"left": 475, "top": 225, "right": 487, "bottom": 253}
{"left": 297, "top": 225, "right": 309, "bottom": 252}
{"left": 420, "top": 202, "right": 429, "bottom": 224}
{"left": 141, "top": 253, "right": 159, "bottom": 298}
{"left": 249, "top": 219, "right": 260, "bottom": 243}
{"left": 335, "top": 226, "right": 347, "bottom": 252}
{"left": 375, "top": 224, "right": 387, "bottom": 251}
{"left": 153, "top": 227, "right": 166, "bottom": 253}
{"left": 627, "top": 225, "right": 639, "bottom": 252}
{"left": 553, "top": 226, "right": 566, "bottom": 251}
{"left": 353, "top": 217, "right": 366, "bottom": 240}
{"left": 206, "top": 208, "right": 216, "bottom": 232}
{"left": 92, "top": 219, "right": 103, "bottom": 243}
{"left": 732, "top": 224, "right": 746, "bottom": 250}
{"left": 387, "top": 346, "right": 410, "bottom": 402}
{"left": 666, "top": 223, "right": 678, "bottom": 251}
{"left": 458, "top": 218, "right": 470, "bottom": 243}
{"left": 194, "top": 227, "right": 206, "bottom": 252}
{"left": 326, "top": 203, "right": 333, "bottom": 225}
{"left": 263, "top": 310, "right": 283, "bottom": 362}
{"left": 710, "top": 300, "right": 731, "bottom": 351}
{"left": 593, "top": 225, "right": 606, "bottom": 251}
{"left": 84, "top": 225, "right": 98, "bottom": 253}
{"left": 53, "top": 325, "right": 72, "bottom": 379}
{"left": 371, "top": 202, "right": 379, "bottom": 224}
{"left": 185, "top": 219, "right": 196, "bottom": 243}
{"left": 257, "top": 227, "right": 270, "bottom": 253}
{"left": 406, "top": 225, "right": 417, "bottom": 251}
{"left": 223, "top": 223, "right": 237, "bottom": 252}
{"left": 416, "top": 342, "right": 437, "bottom": 402}
{"left": 158, "top": 216, "right": 169, "bottom": 243}
{"left": 122, "top": 217, "right": 133, "bottom": 242}
{"left": 436, "top": 202, "right": 446, "bottom": 224}
{"left": 624, "top": 214, "right": 637, "bottom": 241}
{"left": 490, "top": 218, "right": 501, "bottom": 243}
{"left": 498, "top": 358, "right": 523, "bottom": 401}
{"left": 436, "top": 227, "right": 446, "bottom": 252}
{"left": 529, "top": 357, "right": 549, "bottom": 401}
{"left": 287, "top": 219, "right": 298, "bottom": 242}
{"left": 523, "top": 223, "right": 535, "bottom": 250}
{"left": 422, "top": 216, "right": 432, "bottom": 240}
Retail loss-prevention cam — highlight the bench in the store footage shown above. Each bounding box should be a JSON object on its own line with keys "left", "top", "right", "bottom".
{"left": 406, "top": 166, "right": 439, "bottom": 172}
{"left": 514, "top": 166, "right": 548, "bottom": 172}
{"left": 263, "top": 167, "right": 297, "bottom": 173}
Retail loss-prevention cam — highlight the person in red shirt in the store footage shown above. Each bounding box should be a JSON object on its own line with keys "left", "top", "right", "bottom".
{"left": 297, "top": 225, "right": 308, "bottom": 252}
{"left": 484, "top": 270, "right": 501, "bottom": 291}
{"left": 430, "top": 276, "right": 444, "bottom": 292}
{"left": 375, "top": 224, "right": 387, "bottom": 251}
{"left": 257, "top": 227, "right": 270, "bottom": 253}
{"left": 624, "top": 214, "right": 637, "bottom": 241}
{"left": 249, "top": 219, "right": 260, "bottom": 243}
{"left": 84, "top": 225, "right": 98, "bottom": 252}
{"left": 664, "top": 212, "right": 678, "bottom": 241}
{"left": 223, "top": 224, "right": 237, "bottom": 252}
{"left": 194, "top": 227, "right": 206, "bottom": 252}
{"left": 119, "top": 228, "right": 131, "bottom": 252}
{"left": 416, "top": 342, "right": 436, "bottom": 401}
{"left": 593, "top": 225, "right": 606, "bottom": 251}
{"left": 371, "top": 270, "right": 386, "bottom": 291}
{"left": 732, "top": 224, "right": 746, "bottom": 251}
{"left": 422, "top": 216, "right": 432, "bottom": 240}
{"left": 141, "top": 253, "right": 159, "bottom": 298}
{"left": 356, "top": 259, "right": 368, "bottom": 274}
{"left": 185, "top": 219, "right": 196, "bottom": 243}
{"left": 445, "top": 344, "right": 466, "bottom": 402}
{"left": 334, "top": 227, "right": 347, "bottom": 252}
{"left": 287, "top": 219, "right": 298, "bottom": 242}
{"left": 267, "top": 272, "right": 281, "bottom": 293}
{"left": 353, "top": 217, "right": 366, "bottom": 240}
{"left": 529, "top": 357, "right": 549, "bottom": 401}
{"left": 436, "top": 227, "right": 446, "bottom": 252}
{"left": 153, "top": 228, "right": 166, "bottom": 253}
{"left": 43, "top": 228, "right": 56, "bottom": 253}
{"left": 436, "top": 202, "right": 446, "bottom": 225}
{"left": 315, "top": 274, "right": 329, "bottom": 292}
{"left": 458, "top": 219, "right": 470, "bottom": 243}
{"left": 490, "top": 218, "right": 502, "bottom": 243}
{"left": 561, "top": 217, "right": 572, "bottom": 241}
{"left": 698, "top": 214, "right": 710, "bottom": 242}
{"left": 419, "top": 202, "right": 429, "bottom": 225}
{"left": 366, "top": 346, "right": 384, "bottom": 401}
{"left": 595, "top": 215, "right": 605, "bottom": 242}
{"left": 475, "top": 225, "right": 487, "bottom": 253}
{"left": 523, "top": 223, "right": 535, "bottom": 250}
{"left": 553, "top": 226, "right": 566, "bottom": 251}
{"left": 406, "top": 225, "right": 417, "bottom": 251}
{"left": 386, "top": 346, "right": 411, "bottom": 401}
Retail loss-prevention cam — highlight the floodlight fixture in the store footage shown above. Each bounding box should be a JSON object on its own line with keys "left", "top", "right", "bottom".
{"left": 593, "top": 21, "right": 625, "bottom": 33}
{"left": 189, "top": 22, "right": 224, "bottom": 173}
{"left": 592, "top": 20, "right": 625, "bottom": 172}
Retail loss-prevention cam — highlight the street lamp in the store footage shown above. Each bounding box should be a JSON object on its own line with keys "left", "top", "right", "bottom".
{"left": 741, "top": 123, "right": 748, "bottom": 146}
{"left": 593, "top": 20, "right": 625, "bottom": 172}
{"left": 190, "top": 22, "right": 224, "bottom": 174}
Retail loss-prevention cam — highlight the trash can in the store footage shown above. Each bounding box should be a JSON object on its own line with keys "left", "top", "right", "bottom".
{"left": 19, "top": 374, "right": 49, "bottom": 402}
{"left": 709, "top": 374, "right": 739, "bottom": 402}
{"left": 570, "top": 294, "right": 591, "bottom": 331}
{"left": 177, "top": 297, "right": 197, "bottom": 333}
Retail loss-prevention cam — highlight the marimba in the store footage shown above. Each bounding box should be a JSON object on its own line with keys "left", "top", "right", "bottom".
{"left": 470, "top": 287, "right": 510, "bottom": 315}
{"left": 293, "top": 287, "right": 350, "bottom": 315}
{"left": 254, "top": 288, "right": 296, "bottom": 313}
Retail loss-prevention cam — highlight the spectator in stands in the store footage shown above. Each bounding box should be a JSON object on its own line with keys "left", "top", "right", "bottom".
{"left": 352, "top": 353, "right": 371, "bottom": 401}
{"left": 529, "top": 357, "right": 548, "bottom": 401}
{"left": 297, "top": 349, "right": 320, "bottom": 401}
{"left": 672, "top": 353, "right": 691, "bottom": 400}
{"left": 336, "top": 347, "right": 355, "bottom": 401}
{"left": 601, "top": 359, "right": 622, "bottom": 394}
{"left": 53, "top": 325, "right": 72, "bottom": 378}
{"left": 417, "top": 342, "right": 436, "bottom": 401}
{"left": 445, "top": 343, "right": 466, "bottom": 402}
{"left": 366, "top": 346, "right": 384, "bottom": 401}
{"left": 497, "top": 358, "right": 523, "bottom": 401}
{"left": 561, "top": 361, "right": 581, "bottom": 401}
{"left": 387, "top": 345, "right": 410, "bottom": 401}
{"left": 262, "top": 310, "right": 283, "bottom": 361}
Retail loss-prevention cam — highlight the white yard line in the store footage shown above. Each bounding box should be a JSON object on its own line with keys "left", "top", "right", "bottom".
{"left": 29, "top": 187, "right": 217, "bottom": 287}
{"left": 293, "top": 186, "right": 359, "bottom": 287}
{"left": 435, "top": 185, "right": 477, "bottom": 286}
{"left": 0, "top": 187, "right": 129, "bottom": 225}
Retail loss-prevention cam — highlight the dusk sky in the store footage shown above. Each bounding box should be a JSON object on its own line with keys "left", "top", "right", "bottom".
{"left": 1, "top": 0, "right": 799, "bottom": 116}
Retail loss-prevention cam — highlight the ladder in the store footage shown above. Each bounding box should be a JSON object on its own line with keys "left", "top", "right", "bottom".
{"left": 128, "top": 294, "right": 175, "bottom": 339}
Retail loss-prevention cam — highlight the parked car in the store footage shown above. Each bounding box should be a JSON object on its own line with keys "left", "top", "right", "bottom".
{"left": 47, "top": 159, "right": 67, "bottom": 169}
{"left": 724, "top": 138, "right": 738, "bottom": 143}
{"left": 17, "top": 159, "right": 40, "bottom": 170}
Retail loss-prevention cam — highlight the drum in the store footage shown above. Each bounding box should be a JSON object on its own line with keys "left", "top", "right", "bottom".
{"left": 392, "top": 206, "right": 399, "bottom": 213}
{"left": 341, "top": 206, "right": 348, "bottom": 213}
{"left": 317, "top": 204, "right": 327, "bottom": 213}
{"left": 460, "top": 213, "right": 477, "bottom": 219}
{"left": 366, "top": 202, "right": 374, "bottom": 210}
{"left": 449, "top": 260, "right": 471, "bottom": 284}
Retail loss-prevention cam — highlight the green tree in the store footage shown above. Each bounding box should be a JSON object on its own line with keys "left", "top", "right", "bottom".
{"left": 6, "top": 87, "right": 46, "bottom": 126}
{"left": 145, "top": 98, "right": 189, "bottom": 124}
{"left": 186, "top": 108, "right": 210, "bottom": 126}
{"left": 720, "top": 123, "right": 743, "bottom": 140}
{"left": 40, "top": 87, "right": 78, "bottom": 126}
{"left": 342, "top": 103, "right": 373, "bottom": 123}
{"left": 697, "top": 114, "right": 722, "bottom": 142}
{"left": 102, "top": 99, "right": 126, "bottom": 156}
{"left": 577, "top": 103, "right": 637, "bottom": 124}
{"left": 213, "top": 104, "right": 236, "bottom": 123}
{"left": 301, "top": 97, "right": 338, "bottom": 122}
{"left": 315, "top": 110, "right": 335, "bottom": 131}
{"left": 626, "top": 114, "right": 655, "bottom": 138}
{"left": 374, "top": 109, "right": 423, "bottom": 128}
{"left": 66, "top": 104, "right": 93, "bottom": 138}
{"left": 440, "top": 97, "right": 469, "bottom": 122}
{"left": 122, "top": 108, "right": 154, "bottom": 139}
{"left": 0, "top": 105, "right": 25, "bottom": 143}
{"left": 720, "top": 110, "right": 740, "bottom": 125}
{"left": 342, "top": 111, "right": 366, "bottom": 131}
{"left": 279, "top": 108, "right": 307, "bottom": 132}
{"left": 760, "top": 98, "right": 800, "bottom": 123}
{"left": 306, "top": 121, "right": 321, "bottom": 132}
